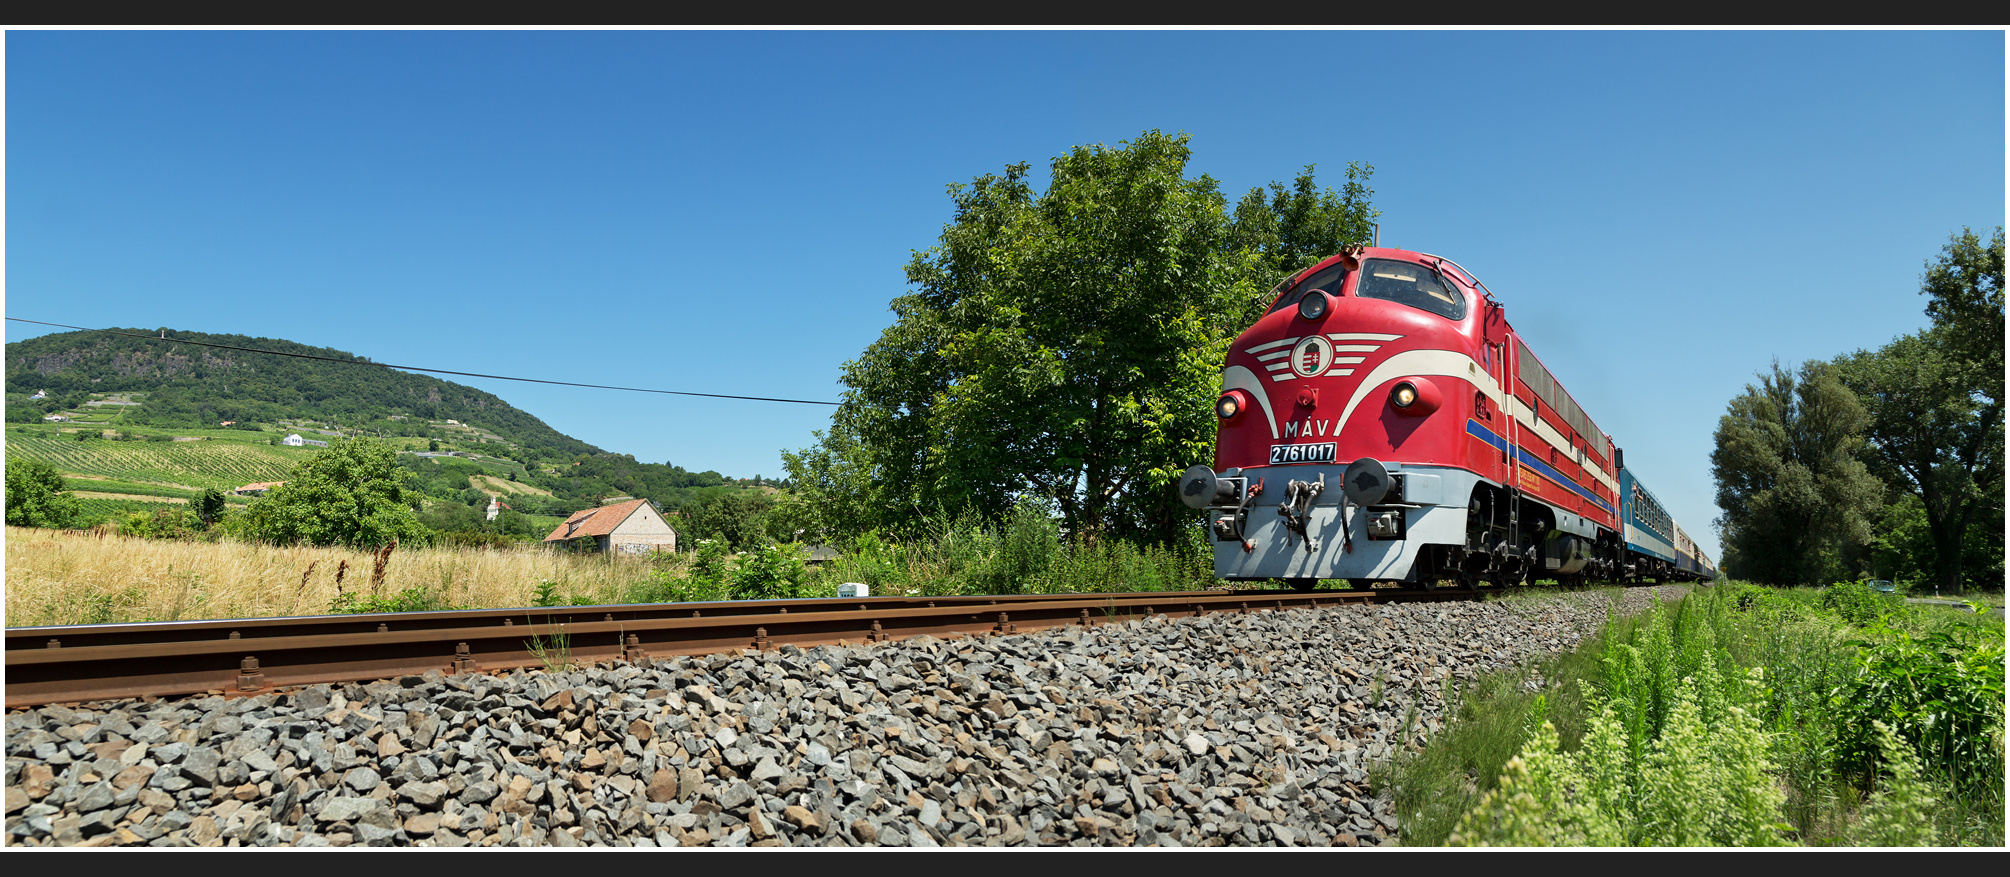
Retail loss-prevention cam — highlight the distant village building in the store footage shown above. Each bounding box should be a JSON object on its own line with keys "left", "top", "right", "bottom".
{"left": 236, "top": 481, "right": 285, "bottom": 497}
{"left": 42, "top": 414, "right": 68, "bottom": 422}
{"left": 543, "top": 498, "right": 678, "bottom": 556}
{"left": 485, "top": 496, "right": 512, "bottom": 521}
{"left": 30, "top": 390, "right": 46, "bottom": 400}
{"left": 280, "top": 434, "right": 329, "bottom": 448}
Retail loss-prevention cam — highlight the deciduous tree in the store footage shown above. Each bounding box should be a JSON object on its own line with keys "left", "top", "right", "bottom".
{"left": 1710, "top": 361, "right": 1884, "bottom": 585}
{"left": 1835, "top": 227, "right": 2004, "bottom": 593}
{"left": 785, "top": 131, "right": 1376, "bottom": 544}
{"left": 4, "top": 458, "right": 81, "bottom": 529}
{"left": 232, "top": 436, "right": 427, "bottom": 548}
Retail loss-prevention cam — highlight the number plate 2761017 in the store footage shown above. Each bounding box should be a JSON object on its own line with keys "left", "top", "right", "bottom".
{"left": 1269, "top": 442, "right": 1336, "bottom": 465}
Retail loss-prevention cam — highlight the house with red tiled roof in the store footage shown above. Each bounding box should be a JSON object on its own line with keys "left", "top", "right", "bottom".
{"left": 543, "top": 498, "right": 678, "bottom": 555}
{"left": 235, "top": 481, "right": 285, "bottom": 497}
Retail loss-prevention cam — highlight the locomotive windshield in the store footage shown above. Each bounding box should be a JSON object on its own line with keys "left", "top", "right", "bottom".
{"left": 1357, "top": 259, "right": 1466, "bottom": 321}
{"left": 1265, "top": 262, "right": 1350, "bottom": 315}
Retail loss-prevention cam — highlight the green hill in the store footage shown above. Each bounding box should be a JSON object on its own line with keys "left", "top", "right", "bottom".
{"left": 5, "top": 328, "right": 777, "bottom": 523}
{"left": 7, "top": 328, "right": 596, "bottom": 457}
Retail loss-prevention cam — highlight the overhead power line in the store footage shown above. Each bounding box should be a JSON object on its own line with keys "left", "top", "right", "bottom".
{"left": 4, "top": 318, "right": 841, "bottom": 406}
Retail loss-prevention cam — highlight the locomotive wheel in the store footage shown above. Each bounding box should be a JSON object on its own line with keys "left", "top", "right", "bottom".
{"left": 1457, "top": 572, "right": 1482, "bottom": 591}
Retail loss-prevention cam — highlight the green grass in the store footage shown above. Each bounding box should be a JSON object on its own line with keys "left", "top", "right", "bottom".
{"left": 1378, "top": 589, "right": 1638, "bottom": 845}
{"left": 1385, "top": 583, "right": 2004, "bottom": 847}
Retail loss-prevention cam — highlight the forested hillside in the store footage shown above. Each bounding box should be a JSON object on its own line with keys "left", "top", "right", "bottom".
{"left": 5, "top": 328, "right": 773, "bottom": 527}
{"left": 7, "top": 328, "right": 596, "bottom": 457}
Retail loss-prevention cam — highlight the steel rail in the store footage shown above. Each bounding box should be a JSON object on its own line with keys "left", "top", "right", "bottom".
{"left": 5, "top": 587, "right": 1483, "bottom": 709}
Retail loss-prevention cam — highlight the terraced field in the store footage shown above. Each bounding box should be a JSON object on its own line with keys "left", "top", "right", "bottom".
{"left": 472, "top": 474, "right": 552, "bottom": 497}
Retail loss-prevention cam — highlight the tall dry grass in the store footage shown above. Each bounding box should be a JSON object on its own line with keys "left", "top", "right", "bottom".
{"left": 3, "top": 526, "right": 663, "bottom": 627}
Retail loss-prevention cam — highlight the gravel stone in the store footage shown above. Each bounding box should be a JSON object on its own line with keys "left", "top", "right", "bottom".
{"left": 6, "top": 585, "right": 1688, "bottom": 847}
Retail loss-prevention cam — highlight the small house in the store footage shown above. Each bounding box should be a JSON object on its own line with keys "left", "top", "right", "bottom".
{"left": 236, "top": 481, "right": 285, "bottom": 497}
{"left": 543, "top": 498, "right": 678, "bottom": 555}
{"left": 485, "top": 496, "right": 512, "bottom": 521}
{"left": 282, "top": 434, "right": 305, "bottom": 446}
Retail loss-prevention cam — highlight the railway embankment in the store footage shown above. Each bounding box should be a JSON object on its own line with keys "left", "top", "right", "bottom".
{"left": 5, "top": 586, "right": 1687, "bottom": 847}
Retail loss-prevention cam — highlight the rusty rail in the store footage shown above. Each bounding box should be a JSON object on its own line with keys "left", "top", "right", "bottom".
{"left": 5, "top": 587, "right": 1481, "bottom": 709}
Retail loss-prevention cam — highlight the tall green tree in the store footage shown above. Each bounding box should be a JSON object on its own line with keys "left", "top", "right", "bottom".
{"left": 1232, "top": 162, "right": 1379, "bottom": 278}
{"left": 784, "top": 131, "right": 1376, "bottom": 544}
{"left": 195, "top": 487, "right": 229, "bottom": 526}
{"left": 231, "top": 436, "right": 428, "bottom": 548}
{"left": 680, "top": 490, "right": 779, "bottom": 552}
{"left": 4, "top": 459, "right": 82, "bottom": 529}
{"left": 1835, "top": 227, "right": 2004, "bottom": 594}
{"left": 1710, "top": 361, "right": 1885, "bottom": 585}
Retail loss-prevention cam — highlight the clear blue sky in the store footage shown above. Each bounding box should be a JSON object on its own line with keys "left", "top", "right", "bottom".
{"left": 5, "top": 29, "right": 2004, "bottom": 560}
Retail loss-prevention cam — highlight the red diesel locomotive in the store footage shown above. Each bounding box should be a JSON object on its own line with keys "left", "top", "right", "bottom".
{"left": 1178, "top": 245, "right": 1714, "bottom": 589}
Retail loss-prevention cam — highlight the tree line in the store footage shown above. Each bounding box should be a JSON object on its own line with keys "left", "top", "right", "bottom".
{"left": 1712, "top": 227, "right": 2003, "bottom": 592}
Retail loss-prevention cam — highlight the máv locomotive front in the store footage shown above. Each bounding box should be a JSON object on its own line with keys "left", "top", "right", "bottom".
{"left": 1179, "top": 246, "right": 1627, "bottom": 590}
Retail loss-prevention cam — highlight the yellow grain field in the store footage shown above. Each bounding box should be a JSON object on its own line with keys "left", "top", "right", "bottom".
{"left": 3, "top": 526, "right": 672, "bottom": 627}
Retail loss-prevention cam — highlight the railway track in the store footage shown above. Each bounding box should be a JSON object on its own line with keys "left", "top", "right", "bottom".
{"left": 5, "top": 586, "right": 1485, "bottom": 709}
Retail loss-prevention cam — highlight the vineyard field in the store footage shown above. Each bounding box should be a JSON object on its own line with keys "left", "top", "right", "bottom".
{"left": 74, "top": 496, "right": 188, "bottom": 522}
{"left": 6, "top": 430, "right": 307, "bottom": 490}
{"left": 65, "top": 478, "right": 205, "bottom": 500}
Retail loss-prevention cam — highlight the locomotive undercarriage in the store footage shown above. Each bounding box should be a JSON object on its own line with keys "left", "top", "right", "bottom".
{"left": 1209, "top": 462, "right": 1477, "bottom": 585}
{"left": 1201, "top": 460, "right": 1635, "bottom": 590}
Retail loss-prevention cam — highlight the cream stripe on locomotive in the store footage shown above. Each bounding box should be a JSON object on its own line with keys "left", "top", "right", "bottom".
{"left": 1332, "top": 348, "right": 1490, "bottom": 437}
{"left": 1318, "top": 347, "right": 1620, "bottom": 501}
{"left": 1503, "top": 395, "right": 1620, "bottom": 495}
{"left": 1234, "top": 339, "right": 1622, "bottom": 504}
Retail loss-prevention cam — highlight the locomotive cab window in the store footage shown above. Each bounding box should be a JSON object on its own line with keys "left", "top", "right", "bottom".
{"left": 1266, "top": 262, "right": 1350, "bottom": 315}
{"left": 1357, "top": 259, "right": 1466, "bottom": 321}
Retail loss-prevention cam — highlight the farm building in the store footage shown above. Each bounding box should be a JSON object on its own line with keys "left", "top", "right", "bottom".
{"left": 543, "top": 498, "right": 678, "bottom": 556}
{"left": 235, "top": 481, "right": 285, "bottom": 497}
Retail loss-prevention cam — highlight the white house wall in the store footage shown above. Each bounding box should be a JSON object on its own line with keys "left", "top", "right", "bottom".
{"left": 611, "top": 504, "right": 678, "bottom": 554}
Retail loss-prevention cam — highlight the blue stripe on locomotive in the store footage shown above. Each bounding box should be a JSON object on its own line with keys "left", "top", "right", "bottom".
{"left": 1619, "top": 468, "right": 1677, "bottom": 564}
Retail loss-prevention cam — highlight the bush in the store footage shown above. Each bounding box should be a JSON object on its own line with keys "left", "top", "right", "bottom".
{"left": 1835, "top": 624, "right": 2005, "bottom": 808}
{"left": 117, "top": 507, "right": 208, "bottom": 541}
{"left": 329, "top": 586, "right": 458, "bottom": 614}
{"left": 5, "top": 458, "right": 81, "bottom": 529}
{"left": 1820, "top": 581, "right": 1894, "bottom": 627}
{"left": 730, "top": 542, "right": 808, "bottom": 601}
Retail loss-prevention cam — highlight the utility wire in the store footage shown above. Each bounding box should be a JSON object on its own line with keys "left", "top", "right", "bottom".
{"left": 5, "top": 318, "right": 841, "bottom": 406}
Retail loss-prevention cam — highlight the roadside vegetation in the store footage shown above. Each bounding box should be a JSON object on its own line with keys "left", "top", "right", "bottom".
{"left": 1385, "top": 581, "right": 2003, "bottom": 847}
{"left": 5, "top": 496, "right": 1217, "bottom": 625}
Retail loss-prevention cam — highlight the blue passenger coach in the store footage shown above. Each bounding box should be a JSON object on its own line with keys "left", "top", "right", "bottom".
{"left": 1619, "top": 467, "right": 1711, "bottom": 582}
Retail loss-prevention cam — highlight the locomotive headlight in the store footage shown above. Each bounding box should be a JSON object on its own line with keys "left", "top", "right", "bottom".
{"left": 1297, "top": 290, "right": 1330, "bottom": 322}
{"left": 1216, "top": 390, "right": 1251, "bottom": 421}
{"left": 1388, "top": 378, "right": 1442, "bottom": 417}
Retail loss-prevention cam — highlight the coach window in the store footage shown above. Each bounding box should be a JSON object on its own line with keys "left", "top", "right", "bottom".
{"left": 1266, "top": 262, "right": 1351, "bottom": 315}
{"left": 1357, "top": 259, "right": 1467, "bottom": 321}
